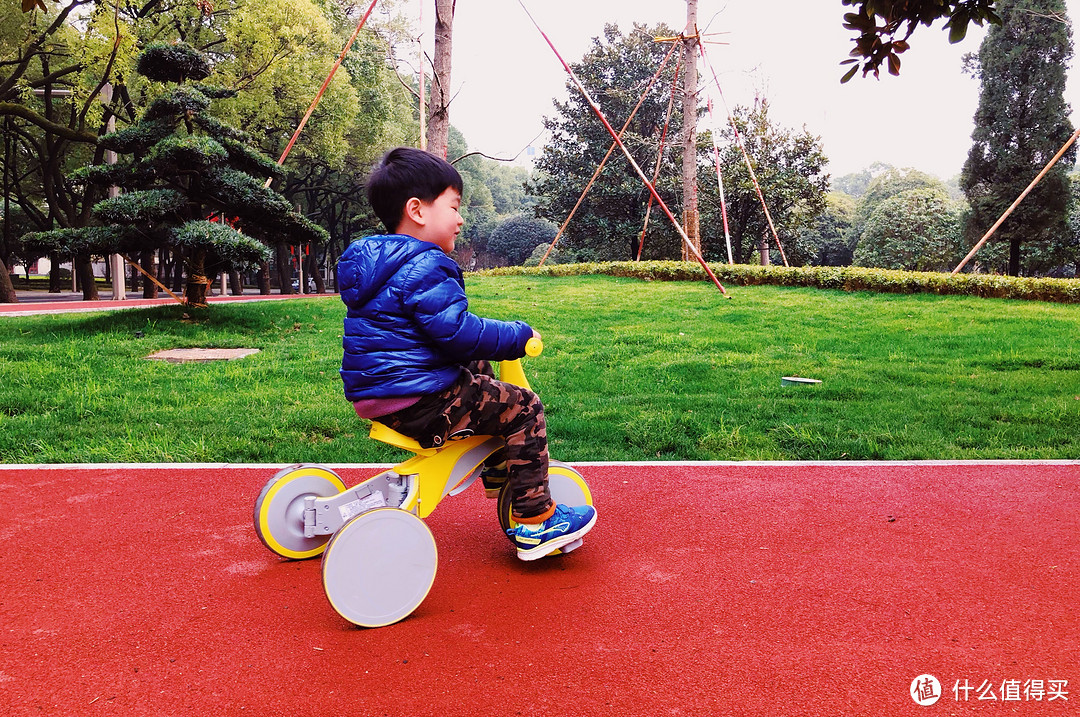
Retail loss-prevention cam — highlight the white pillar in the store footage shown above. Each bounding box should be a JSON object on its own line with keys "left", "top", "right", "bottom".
{"left": 110, "top": 254, "right": 126, "bottom": 299}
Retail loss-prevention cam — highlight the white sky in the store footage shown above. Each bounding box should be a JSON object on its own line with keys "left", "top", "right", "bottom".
{"left": 414, "top": 0, "right": 1080, "bottom": 181}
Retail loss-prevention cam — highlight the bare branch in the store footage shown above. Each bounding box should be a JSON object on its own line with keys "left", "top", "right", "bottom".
{"left": 450, "top": 130, "right": 545, "bottom": 165}
{"left": 26, "top": 64, "right": 82, "bottom": 88}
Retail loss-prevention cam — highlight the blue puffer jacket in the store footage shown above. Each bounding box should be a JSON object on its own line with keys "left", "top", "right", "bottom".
{"left": 338, "top": 234, "right": 533, "bottom": 401}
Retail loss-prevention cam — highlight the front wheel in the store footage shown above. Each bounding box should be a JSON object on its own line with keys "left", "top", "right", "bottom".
{"left": 498, "top": 461, "right": 594, "bottom": 540}
{"left": 322, "top": 508, "right": 438, "bottom": 628}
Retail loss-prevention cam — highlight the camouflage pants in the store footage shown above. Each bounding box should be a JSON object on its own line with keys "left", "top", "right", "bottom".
{"left": 378, "top": 362, "right": 552, "bottom": 521}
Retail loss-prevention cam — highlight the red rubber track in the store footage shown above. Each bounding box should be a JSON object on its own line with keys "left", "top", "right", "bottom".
{"left": 0, "top": 462, "right": 1076, "bottom": 715}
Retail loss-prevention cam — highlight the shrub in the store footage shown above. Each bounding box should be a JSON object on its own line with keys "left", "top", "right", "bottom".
{"left": 488, "top": 215, "right": 558, "bottom": 265}
{"left": 476, "top": 262, "right": 1080, "bottom": 303}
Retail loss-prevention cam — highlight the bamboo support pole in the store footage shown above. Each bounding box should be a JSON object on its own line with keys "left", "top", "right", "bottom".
{"left": 538, "top": 40, "right": 679, "bottom": 267}
{"left": 951, "top": 126, "right": 1080, "bottom": 275}
{"left": 519, "top": 0, "right": 729, "bottom": 297}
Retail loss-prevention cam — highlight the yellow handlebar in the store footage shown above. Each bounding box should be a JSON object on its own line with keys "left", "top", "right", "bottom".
{"left": 500, "top": 338, "right": 542, "bottom": 390}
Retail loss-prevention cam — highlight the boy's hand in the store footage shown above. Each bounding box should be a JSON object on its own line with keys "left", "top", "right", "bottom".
{"left": 531, "top": 330, "right": 541, "bottom": 341}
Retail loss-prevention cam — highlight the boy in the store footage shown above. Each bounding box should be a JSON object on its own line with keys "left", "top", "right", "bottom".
{"left": 338, "top": 147, "right": 596, "bottom": 560}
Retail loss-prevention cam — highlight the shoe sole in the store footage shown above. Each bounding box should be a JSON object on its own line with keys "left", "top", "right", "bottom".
{"left": 515, "top": 511, "right": 597, "bottom": 562}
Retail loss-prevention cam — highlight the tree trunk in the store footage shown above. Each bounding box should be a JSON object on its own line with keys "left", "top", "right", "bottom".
{"left": 0, "top": 262, "right": 16, "bottom": 303}
{"left": 1, "top": 118, "right": 15, "bottom": 303}
{"left": 258, "top": 260, "right": 271, "bottom": 295}
{"left": 184, "top": 247, "right": 209, "bottom": 306}
{"left": 172, "top": 248, "right": 185, "bottom": 293}
{"left": 229, "top": 269, "right": 243, "bottom": 295}
{"left": 276, "top": 243, "right": 293, "bottom": 294}
{"left": 142, "top": 250, "right": 158, "bottom": 299}
{"left": 680, "top": 0, "right": 701, "bottom": 261}
{"left": 307, "top": 250, "right": 324, "bottom": 293}
{"left": 427, "top": 0, "right": 455, "bottom": 159}
{"left": 48, "top": 254, "right": 62, "bottom": 292}
{"left": 328, "top": 242, "right": 340, "bottom": 293}
{"left": 1008, "top": 238, "right": 1021, "bottom": 276}
{"left": 76, "top": 254, "right": 98, "bottom": 300}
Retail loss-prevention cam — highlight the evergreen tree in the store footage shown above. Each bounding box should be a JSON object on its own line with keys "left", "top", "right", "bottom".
{"left": 960, "top": 0, "right": 1074, "bottom": 276}
{"left": 847, "top": 167, "right": 943, "bottom": 256}
{"left": 528, "top": 23, "right": 682, "bottom": 262}
{"left": 21, "top": 42, "right": 327, "bottom": 305}
{"left": 487, "top": 215, "right": 558, "bottom": 266}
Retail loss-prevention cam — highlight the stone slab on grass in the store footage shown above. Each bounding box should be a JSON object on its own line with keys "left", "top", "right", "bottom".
{"left": 146, "top": 348, "right": 260, "bottom": 363}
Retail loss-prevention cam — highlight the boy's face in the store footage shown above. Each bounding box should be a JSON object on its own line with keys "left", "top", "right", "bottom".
{"left": 415, "top": 187, "right": 463, "bottom": 255}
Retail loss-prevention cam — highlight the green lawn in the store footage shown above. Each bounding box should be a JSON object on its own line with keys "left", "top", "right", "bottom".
{"left": 2, "top": 275, "right": 1078, "bottom": 463}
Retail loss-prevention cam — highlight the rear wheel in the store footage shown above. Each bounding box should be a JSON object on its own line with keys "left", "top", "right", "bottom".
{"left": 498, "top": 461, "right": 593, "bottom": 547}
{"left": 254, "top": 464, "right": 347, "bottom": 560}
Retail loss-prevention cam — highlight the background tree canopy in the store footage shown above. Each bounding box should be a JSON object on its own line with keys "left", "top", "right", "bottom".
{"left": 961, "top": 0, "right": 1075, "bottom": 276}
{"left": 699, "top": 99, "right": 829, "bottom": 267}
{"left": 21, "top": 43, "right": 328, "bottom": 306}
{"left": 527, "top": 24, "right": 829, "bottom": 267}
{"left": 4, "top": 0, "right": 1080, "bottom": 302}
{"left": 853, "top": 186, "right": 965, "bottom": 271}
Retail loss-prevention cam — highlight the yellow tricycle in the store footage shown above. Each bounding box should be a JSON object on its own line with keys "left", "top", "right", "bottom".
{"left": 253, "top": 339, "right": 593, "bottom": 627}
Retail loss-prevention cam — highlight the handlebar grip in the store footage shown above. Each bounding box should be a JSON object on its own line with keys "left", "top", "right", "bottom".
{"left": 525, "top": 337, "right": 543, "bottom": 357}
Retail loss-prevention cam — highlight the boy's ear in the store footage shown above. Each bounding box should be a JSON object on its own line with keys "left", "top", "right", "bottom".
{"left": 403, "top": 197, "right": 425, "bottom": 226}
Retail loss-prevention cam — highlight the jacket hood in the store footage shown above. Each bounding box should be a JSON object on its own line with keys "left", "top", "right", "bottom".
{"left": 338, "top": 234, "right": 438, "bottom": 309}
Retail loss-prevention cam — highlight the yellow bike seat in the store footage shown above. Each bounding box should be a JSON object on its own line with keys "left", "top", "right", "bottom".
{"left": 368, "top": 421, "right": 438, "bottom": 456}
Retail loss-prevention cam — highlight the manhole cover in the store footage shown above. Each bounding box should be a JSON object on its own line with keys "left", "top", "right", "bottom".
{"left": 146, "top": 348, "right": 260, "bottom": 363}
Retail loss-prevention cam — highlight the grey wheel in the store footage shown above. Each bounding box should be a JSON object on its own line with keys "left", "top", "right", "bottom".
{"left": 254, "top": 464, "right": 346, "bottom": 560}
{"left": 322, "top": 508, "right": 438, "bottom": 627}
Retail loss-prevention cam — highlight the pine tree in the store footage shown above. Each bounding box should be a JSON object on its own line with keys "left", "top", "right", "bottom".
{"left": 960, "top": 0, "right": 1074, "bottom": 276}
{"left": 22, "top": 42, "right": 328, "bottom": 306}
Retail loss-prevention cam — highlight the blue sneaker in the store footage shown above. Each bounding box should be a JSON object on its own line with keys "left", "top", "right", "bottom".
{"left": 507, "top": 503, "right": 597, "bottom": 561}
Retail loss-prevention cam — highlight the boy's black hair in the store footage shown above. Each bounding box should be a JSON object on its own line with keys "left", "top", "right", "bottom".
{"left": 366, "top": 147, "right": 464, "bottom": 232}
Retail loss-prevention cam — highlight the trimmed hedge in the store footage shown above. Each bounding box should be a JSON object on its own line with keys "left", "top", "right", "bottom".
{"left": 476, "top": 261, "right": 1080, "bottom": 304}
{"left": 137, "top": 43, "right": 212, "bottom": 83}
{"left": 93, "top": 189, "right": 187, "bottom": 224}
{"left": 172, "top": 220, "right": 272, "bottom": 269}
